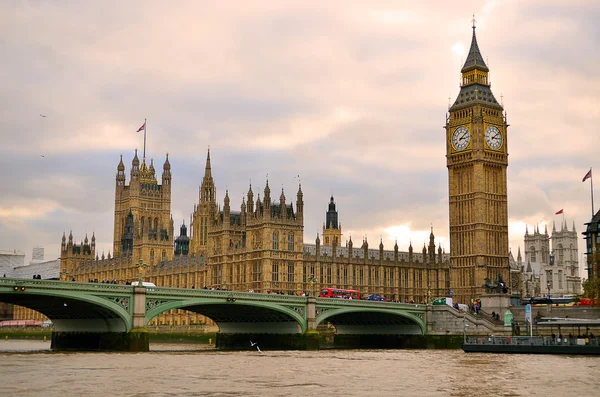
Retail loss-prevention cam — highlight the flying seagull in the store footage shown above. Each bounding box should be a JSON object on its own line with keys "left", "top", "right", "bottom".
{"left": 250, "top": 340, "right": 262, "bottom": 353}
{"left": 40, "top": 155, "right": 45, "bottom": 157}
{"left": 40, "top": 114, "right": 46, "bottom": 117}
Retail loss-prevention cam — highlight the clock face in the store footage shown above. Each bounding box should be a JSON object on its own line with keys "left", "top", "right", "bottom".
{"left": 485, "top": 125, "right": 502, "bottom": 150}
{"left": 452, "top": 126, "right": 470, "bottom": 151}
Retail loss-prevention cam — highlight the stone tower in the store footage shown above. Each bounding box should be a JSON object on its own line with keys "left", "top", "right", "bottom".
{"left": 112, "top": 150, "right": 174, "bottom": 265}
{"left": 322, "top": 196, "right": 342, "bottom": 247}
{"left": 60, "top": 231, "right": 95, "bottom": 277}
{"left": 446, "top": 23, "right": 509, "bottom": 303}
{"left": 190, "top": 149, "right": 218, "bottom": 257}
{"left": 550, "top": 220, "right": 581, "bottom": 295}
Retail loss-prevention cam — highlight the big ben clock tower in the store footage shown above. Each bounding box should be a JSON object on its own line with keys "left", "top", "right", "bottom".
{"left": 446, "top": 22, "right": 509, "bottom": 304}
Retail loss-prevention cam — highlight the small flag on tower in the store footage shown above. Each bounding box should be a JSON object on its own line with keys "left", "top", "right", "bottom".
{"left": 555, "top": 209, "right": 563, "bottom": 215}
{"left": 582, "top": 169, "right": 592, "bottom": 182}
{"left": 137, "top": 121, "right": 146, "bottom": 132}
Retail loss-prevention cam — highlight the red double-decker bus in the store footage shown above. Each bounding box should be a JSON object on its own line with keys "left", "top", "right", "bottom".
{"left": 319, "top": 288, "right": 360, "bottom": 300}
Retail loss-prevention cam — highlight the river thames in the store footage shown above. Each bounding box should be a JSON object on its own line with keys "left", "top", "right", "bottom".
{"left": 1, "top": 340, "right": 598, "bottom": 396}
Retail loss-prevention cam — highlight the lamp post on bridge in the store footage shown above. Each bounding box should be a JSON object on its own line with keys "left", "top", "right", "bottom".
{"left": 427, "top": 285, "right": 432, "bottom": 305}
{"left": 463, "top": 312, "right": 469, "bottom": 344}
{"left": 60, "top": 268, "right": 70, "bottom": 281}
{"left": 308, "top": 274, "right": 317, "bottom": 297}
{"left": 135, "top": 260, "right": 147, "bottom": 286}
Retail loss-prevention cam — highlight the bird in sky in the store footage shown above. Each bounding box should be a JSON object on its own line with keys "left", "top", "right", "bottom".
{"left": 40, "top": 155, "right": 45, "bottom": 157}
{"left": 250, "top": 340, "right": 257, "bottom": 346}
{"left": 40, "top": 114, "right": 46, "bottom": 117}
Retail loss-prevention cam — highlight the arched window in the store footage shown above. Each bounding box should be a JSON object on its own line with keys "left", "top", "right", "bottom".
{"left": 570, "top": 243, "right": 574, "bottom": 261}
{"left": 272, "top": 232, "right": 279, "bottom": 250}
{"left": 557, "top": 244, "right": 563, "bottom": 264}
{"left": 150, "top": 249, "right": 155, "bottom": 265}
{"left": 288, "top": 233, "right": 294, "bottom": 251}
{"left": 530, "top": 246, "right": 536, "bottom": 262}
{"left": 162, "top": 250, "right": 166, "bottom": 263}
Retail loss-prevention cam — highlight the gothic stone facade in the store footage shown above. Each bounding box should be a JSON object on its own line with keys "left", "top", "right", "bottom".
{"left": 446, "top": 26, "right": 509, "bottom": 304}
{"left": 58, "top": 150, "right": 450, "bottom": 325}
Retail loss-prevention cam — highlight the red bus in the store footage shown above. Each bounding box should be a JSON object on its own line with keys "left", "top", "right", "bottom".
{"left": 319, "top": 288, "right": 360, "bottom": 300}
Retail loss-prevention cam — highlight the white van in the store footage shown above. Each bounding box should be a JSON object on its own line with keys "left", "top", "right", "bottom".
{"left": 131, "top": 281, "right": 156, "bottom": 287}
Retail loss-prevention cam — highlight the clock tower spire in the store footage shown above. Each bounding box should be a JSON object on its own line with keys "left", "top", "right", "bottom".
{"left": 446, "top": 22, "right": 509, "bottom": 304}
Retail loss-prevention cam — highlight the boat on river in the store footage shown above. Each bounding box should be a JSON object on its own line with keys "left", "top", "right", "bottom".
{"left": 462, "top": 335, "right": 600, "bottom": 355}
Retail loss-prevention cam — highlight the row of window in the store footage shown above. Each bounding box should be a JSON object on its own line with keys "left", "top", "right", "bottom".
{"left": 272, "top": 232, "right": 295, "bottom": 251}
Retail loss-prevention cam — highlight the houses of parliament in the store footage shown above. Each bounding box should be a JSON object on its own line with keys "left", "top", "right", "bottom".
{"left": 29, "top": 24, "right": 511, "bottom": 326}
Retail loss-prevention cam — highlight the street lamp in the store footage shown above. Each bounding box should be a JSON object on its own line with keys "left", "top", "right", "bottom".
{"left": 135, "top": 259, "right": 148, "bottom": 286}
{"left": 222, "top": 280, "right": 228, "bottom": 291}
{"left": 427, "top": 285, "right": 432, "bottom": 305}
{"left": 60, "top": 268, "right": 70, "bottom": 281}
{"left": 463, "top": 312, "right": 469, "bottom": 343}
{"left": 307, "top": 274, "right": 317, "bottom": 297}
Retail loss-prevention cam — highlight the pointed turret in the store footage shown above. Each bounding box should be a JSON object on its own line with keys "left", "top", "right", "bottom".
{"left": 131, "top": 149, "right": 140, "bottom": 180}
{"left": 263, "top": 179, "right": 271, "bottom": 217}
{"left": 205, "top": 148, "right": 212, "bottom": 178}
{"left": 247, "top": 183, "right": 254, "bottom": 215}
{"left": 461, "top": 24, "right": 489, "bottom": 73}
{"left": 116, "top": 154, "right": 126, "bottom": 187}
{"left": 280, "top": 187, "right": 286, "bottom": 219}
{"left": 572, "top": 221, "right": 576, "bottom": 233}
{"left": 450, "top": 23, "right": 502, "bottom": 112}
{"left": 223, "top": 189, "right": 230, "bottom": 226}
{"left": 162, "top": 153, "right": 171, "bottom": 188}
{"left": 200, "top": 149, "right": 215, "bottom": 204}
{"left": 296, "top": 183, "right": 304, "bottom": 221}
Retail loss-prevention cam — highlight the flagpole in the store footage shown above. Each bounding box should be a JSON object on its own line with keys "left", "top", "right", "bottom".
{"left": 143, "top": 118, "right": 147, "bottom": 159}
{"left": 591, "top": 167, "right": 595, "bottom": 217}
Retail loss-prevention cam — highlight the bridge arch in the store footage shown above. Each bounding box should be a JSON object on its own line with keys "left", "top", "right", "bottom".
{"left": 316, "top": 307, "right": 425, "bottom": 335}
{"left": 0, "top": 281, "right": 133, "bottom": 332}
{"left": 146, "top": 298, "right": 307, "bottom": 334}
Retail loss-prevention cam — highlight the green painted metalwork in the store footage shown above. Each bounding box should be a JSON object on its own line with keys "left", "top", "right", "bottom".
{"left": 0, "top": 278, "right": 134, "bottom": 330}
{"left": 315, "top": 298, "right": 427, "bottom": 334}
{"left": 144, "top": 288, "right": 308, "bottom": 331}
{"left": 0, "top": 279, "right": 428, "bottom": 335}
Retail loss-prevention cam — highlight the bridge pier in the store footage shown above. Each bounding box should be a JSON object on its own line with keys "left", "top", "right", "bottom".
{"left": 51, "top": 330, "right": 149, "bottom": 352}
{"left": 306, "top": 296, "right": 316, "bottom": 331}
{"left": 132, "top": 286, "right": 147, "bottom": 329}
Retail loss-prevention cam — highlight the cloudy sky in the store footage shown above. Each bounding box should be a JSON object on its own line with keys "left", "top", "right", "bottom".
{"left": 1, "top": 0, "right": 599, "bottom": 275}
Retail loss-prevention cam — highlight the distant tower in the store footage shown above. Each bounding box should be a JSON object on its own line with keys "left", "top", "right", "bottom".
{"left": 446, "top": 22, "right": 509, "bottom": 303}
{"left": 174, "top": 221, "right": 190, "bottom": 256}
{"left": 113, "top": 150, "right": 174, "bottom": 265}
{"left": 322, "top": 196, "right": 342, "bottom": 247}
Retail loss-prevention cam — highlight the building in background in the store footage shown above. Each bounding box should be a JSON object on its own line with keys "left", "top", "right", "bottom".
{"left": 54, "top": 148, "right": 450, "bottom": 326}
{"left": 582, "top": 209, "right": 600, "bottom": 298}
{"left": 1, "top": 248, "right": 60, "bottom": 321}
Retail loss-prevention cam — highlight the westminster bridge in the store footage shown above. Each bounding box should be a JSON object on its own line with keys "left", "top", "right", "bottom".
{"left": 0, "top": 278, "right": 503, "bottom": 351}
